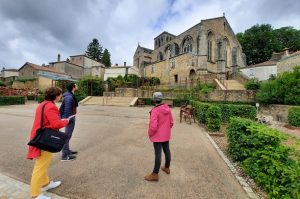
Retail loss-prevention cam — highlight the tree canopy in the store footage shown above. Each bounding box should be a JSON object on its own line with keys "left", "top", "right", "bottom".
{"left": 237, "top": 24, "right": 300, "bottom": 65}
{"left": 102, "top": 49, "right": 112, "bottom": 68}
{"left": 85, "top": 38, "right": 103, "bottom": 61}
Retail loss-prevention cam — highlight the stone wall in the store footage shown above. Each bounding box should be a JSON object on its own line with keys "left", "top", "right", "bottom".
{"left": 259, "top": 104, "right": 298, "bottom": 122}
{"left": 277, "top": 52, "right": 300, "bottom": 74}
{"left": 109, "top": 88, "right": 256, "bottom": 103}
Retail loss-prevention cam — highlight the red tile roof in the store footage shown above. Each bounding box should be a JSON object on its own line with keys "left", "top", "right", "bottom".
{"left": 19, "top": 62, "right": 67, "bottom": 75}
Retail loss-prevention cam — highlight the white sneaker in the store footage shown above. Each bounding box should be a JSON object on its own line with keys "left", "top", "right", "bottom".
{"left": 42, "top": 180, "right": 62, "bottom": 192}
{"left": 35, "top": 194, "right": 51, "bottom": 199}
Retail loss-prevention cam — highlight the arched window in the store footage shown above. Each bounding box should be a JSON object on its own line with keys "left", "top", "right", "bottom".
{"left": 157, "top": 52, "right": 164, "bottom": 61}
{"left": 172, "top": 43, "right": 179, "bottom": 57}
{"left": 182, "top": 36, "right": 193, "bottom": 53}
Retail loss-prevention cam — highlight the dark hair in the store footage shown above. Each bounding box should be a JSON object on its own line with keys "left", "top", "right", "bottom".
{"left": 155, "top": 99, "right": 162, "bottom": 104}
{"left": 66, "top": 82, "right": 76, "bottom": 92}
{"left": 44, "top": 87, "right": 62, "bottom": 101}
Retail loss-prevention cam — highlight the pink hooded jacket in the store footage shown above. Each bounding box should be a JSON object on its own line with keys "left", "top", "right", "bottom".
{"left": 148, "top": 103, "right": 174, "bottom": 142}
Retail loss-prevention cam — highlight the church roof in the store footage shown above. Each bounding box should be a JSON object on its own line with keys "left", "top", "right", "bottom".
{"left": 154, "top": 31, "right": 176, "bottom": 39}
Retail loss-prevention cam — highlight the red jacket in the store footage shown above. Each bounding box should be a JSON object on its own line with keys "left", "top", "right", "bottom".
{"left": 27, "top": 100, "right": 69, "bottom": 159}
{"left": 148, "top": 103, "right": 173, "bottom": 142}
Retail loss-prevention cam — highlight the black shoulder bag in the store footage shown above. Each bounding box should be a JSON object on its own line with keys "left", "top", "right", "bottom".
{"left": 28, "top": 103, "right": 68, "bottom": 153}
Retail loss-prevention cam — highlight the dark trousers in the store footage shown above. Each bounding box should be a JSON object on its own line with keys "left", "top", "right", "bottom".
{"left": 62, "top": 120, "right": 75, "bottom": 158}
{"left": 153, "top": 141, "right": 171, "bottom": 174}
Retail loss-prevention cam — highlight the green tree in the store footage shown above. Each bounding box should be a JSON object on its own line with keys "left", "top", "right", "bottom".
{"left": 102, "top": 49, "right": 111, "bottom": 68}
{"left": 256, "top": 66, "right": 300, "bottom": 105}
{"left": 77, "top": 76, "right": 104, "bottom": 96}
{"left": 85, "top": 38, "right": 103, "bottom": 61}
{"left": 237, "top": 24, "right": 279, "bottom": 65}
{"left": 273, "top": 27, "right": 300, "bottom": 51}
{"left": 237, "top": 25, "right": 300, "bottom": 65}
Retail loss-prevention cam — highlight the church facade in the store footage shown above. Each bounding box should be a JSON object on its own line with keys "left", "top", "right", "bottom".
{"left": 133, "top": 16, "right": 246, "bottom": 84}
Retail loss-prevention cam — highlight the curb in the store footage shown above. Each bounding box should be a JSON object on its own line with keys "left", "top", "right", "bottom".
{"left": 205, "top": 133, "right": 260, "bottom": 199}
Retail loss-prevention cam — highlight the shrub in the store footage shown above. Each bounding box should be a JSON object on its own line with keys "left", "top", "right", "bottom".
{"left": 138, "top": 98, "right": 154, "bottom": 106}
{"left": 256, "top": 66, "right": 300, "bottom": 105}
{"left": 0, "top": 81, "right": 6, "bottom": 87}
{"left": 288, "top": 107, "right": 300, "bottom": 127}
{"left": 227, "top": 117, "right": 300, "bottom": 199}
{"left": 173, "top": 99, "right": 190, "bottom": 107}
{"left": 27, "top": 95, "right": 36, "bottom": 101}
{"left": 190, "top": 100, "right": 211, "bottom": 124}
{"left": 216, "top": 104, "right": 256, "bottom": 122}
{"left": 0, "top": 96, "right": 25, "bottom": 105}
{"left": 227, "top": 117, "right": 285, "bottom": 161}
{"left": 77, "top": 76, "right": 104, "bottom": 96}
{"left": 38, "top": 95, "right": 44, "bottom": 103}
{"left": 245, "top": 78, "right": 261, "bottom": 90}
{"left": 206, "top": 105, "right": 221, "bottom": 132}
{"left": 241, "top": 147, "right": 300, "bottom": 199}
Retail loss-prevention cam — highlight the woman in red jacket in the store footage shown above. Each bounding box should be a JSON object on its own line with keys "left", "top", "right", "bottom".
{"left": 27, "top": 87, "right": 69, "bottom": 199}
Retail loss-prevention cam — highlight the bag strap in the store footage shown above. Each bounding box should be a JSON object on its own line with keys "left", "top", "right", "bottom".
{"left": 40, "top": 102, "right": 48, "bottom": 129}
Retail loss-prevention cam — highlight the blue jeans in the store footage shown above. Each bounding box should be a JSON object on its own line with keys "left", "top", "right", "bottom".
{"left": 153, "top": 141, "right": 171, "bottom": 174}
{"left": 62, "top": 119, "right": 75, "bottom": 158}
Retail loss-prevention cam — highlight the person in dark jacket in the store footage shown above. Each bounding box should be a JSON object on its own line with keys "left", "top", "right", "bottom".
{"left": 60, "top": 82, "right": 78, "bottom": 161}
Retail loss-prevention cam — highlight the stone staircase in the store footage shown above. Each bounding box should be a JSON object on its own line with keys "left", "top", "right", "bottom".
{"left": 80, "top": 96, "right": 138, "bottom": 107}
{"left": 223, "top": 80, "right": 246, "bottom": 90}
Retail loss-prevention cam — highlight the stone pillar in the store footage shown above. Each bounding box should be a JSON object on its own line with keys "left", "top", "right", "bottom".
{"left": 197, "top": 30, "right": 208, "bottom": 74}
{"left": 217, "top": 40, "right": 225, "bottom": 73}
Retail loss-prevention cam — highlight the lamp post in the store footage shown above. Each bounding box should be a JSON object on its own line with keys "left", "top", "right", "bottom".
{"left": 256, "top": 102, "right": 259, "bottom": 115}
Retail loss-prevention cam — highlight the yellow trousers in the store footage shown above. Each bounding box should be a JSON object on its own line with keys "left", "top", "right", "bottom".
{"left": 30, "top": 151, "right": 53, "bottom": 197}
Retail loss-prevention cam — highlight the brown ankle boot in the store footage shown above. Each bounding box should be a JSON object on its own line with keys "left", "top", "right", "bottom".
{"left": 144, "top": 172, "right": 159, "bottom": 181}
{"left": 161, "top": 167, "right": 170, "bottom": 174}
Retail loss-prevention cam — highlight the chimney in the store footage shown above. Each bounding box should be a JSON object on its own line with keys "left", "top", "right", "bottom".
{"left": 57, "top": 53, "right": 61, "bottom": 62}
{"left": 124, "top": 62, "right": 126, "bottom": 67}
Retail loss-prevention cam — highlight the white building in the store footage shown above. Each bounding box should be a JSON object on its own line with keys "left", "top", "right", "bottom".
{"left": 0, "top": 68, "right": 19, "bottom": 83}
{"left": 104, "top": 63, "right": 139, "bottom": 81}
{"left": 240, "top": 52, "right": 283, "bottom": 81}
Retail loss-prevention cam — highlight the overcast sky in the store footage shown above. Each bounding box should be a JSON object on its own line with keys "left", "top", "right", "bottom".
{"left": 0, "top": 0, "right": 299, "bottom": 69}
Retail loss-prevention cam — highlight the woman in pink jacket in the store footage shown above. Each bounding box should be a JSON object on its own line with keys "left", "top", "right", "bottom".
{"left": 144, "top": 92, "right": 174, "bottom": 181}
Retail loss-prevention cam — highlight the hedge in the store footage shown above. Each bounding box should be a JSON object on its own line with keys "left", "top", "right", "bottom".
{"left": 191, "top": 100, "right": 257, "bottom": 123}
{"left": 0, "top": 96, "right": 25, "bottom": 105}
{"left": 227, "top": 117, "right": 300, "bottom": 198}
{"left": 288, "top": 107, "right": 300, "bottom": 127}
{"left": 215, "top": 103, "right": 256, "bottom": 122}
{"left": 207, "top": 105, "right": 221, "bottom": 132}
{"left": 27, "top": 95, "right": 37, "bottom": 101}
{"left": 190, "top": 101, "right": 211, "bottom": 124}
{"left": 138, "top": 98, "right": 190, "bottom": 107}
{"left": 227, "top": 117, "right": 285, "bottom": 161}
{"left": 38, "top": 95, "right": 44, "bottom": 103}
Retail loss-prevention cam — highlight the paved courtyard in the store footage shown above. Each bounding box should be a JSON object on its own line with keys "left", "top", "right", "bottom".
{"left": 0, "top": 103, "right": 249, "bottom": 199}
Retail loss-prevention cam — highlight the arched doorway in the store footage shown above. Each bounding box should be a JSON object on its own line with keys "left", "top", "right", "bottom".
{"left": 189, "top": 69, "right": 196, "bottom": 86}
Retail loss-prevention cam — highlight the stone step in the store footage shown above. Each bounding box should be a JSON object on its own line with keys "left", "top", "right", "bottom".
{"left": 223, "top": 80, "right": 245, "bottom": 90}
{"left": 81, "top": 96, "right": 136, "bottom": 107}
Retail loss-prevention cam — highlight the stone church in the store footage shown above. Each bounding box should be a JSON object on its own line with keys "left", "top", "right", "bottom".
{"left": 133, "top": 16, "right": 246, "bottom": 84}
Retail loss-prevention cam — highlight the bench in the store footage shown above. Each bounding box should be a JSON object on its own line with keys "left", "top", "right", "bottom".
{"left": 180, "top": 105, "right": 195, "bottom": 124}
{"left": 137, "top": 99, "right": 145, "bottom": 107}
